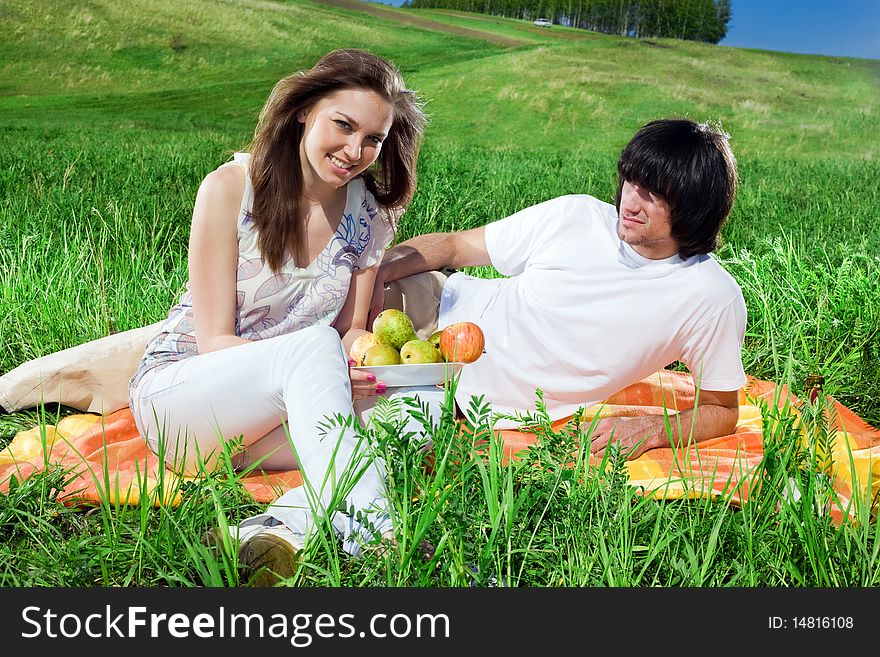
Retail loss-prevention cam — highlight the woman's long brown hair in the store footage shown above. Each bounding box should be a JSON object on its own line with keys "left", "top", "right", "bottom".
{"left": 246, "top": 49, "right": 427, "bottom": 271}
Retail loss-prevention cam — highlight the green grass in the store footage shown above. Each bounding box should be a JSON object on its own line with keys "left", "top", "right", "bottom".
{"left": 1, "top": 0, "right": 878, "bottom": 587}
{"left": 413, "top": 39, "right": 879, "bottom": 158}
{"left": 2, "top": 390, "right": 877, "bottom": 587}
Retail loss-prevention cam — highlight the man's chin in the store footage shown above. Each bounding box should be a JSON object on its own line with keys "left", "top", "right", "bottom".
{"left": 617, "top": 229, "right": 639, "bottom": 246}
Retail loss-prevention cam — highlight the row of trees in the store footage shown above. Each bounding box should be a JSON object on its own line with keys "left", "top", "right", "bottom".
{"left": 405, "top": 0, "right": 732, "bottom": 44}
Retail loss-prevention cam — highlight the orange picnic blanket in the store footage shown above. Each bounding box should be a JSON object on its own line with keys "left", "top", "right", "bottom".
{"left": 2, "top": 371, "right": 878, "bottom": 522}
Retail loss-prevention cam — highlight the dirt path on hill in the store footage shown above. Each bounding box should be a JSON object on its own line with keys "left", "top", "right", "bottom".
{"left": 311, "top": 0, "right": 526, "bottom": 47}
{"left": 440, "top": 10, "right": 593, "bottom": 40}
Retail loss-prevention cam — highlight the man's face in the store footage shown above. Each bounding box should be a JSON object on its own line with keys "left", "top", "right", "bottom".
{"left": 617, "top": 180, "right": 679, "bottom": 260}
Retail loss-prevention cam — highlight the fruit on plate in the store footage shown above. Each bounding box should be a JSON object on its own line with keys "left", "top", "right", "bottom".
{"left": 439, "top": 322, "right": 485, "bottom": 363}
{"left": 372, "top": 309, "right": 417, "bottom": 351}
{"left": 362, "top": 344, "right": 402, "bottom": 366}
{"left": 428, "top": 329, "right": 443, "bottom": 350}
{"left": 349, "top": 331, "right": 379, "bottom": 365}
{"left": 400, "top": 339, "right": 442, "bottom": 364}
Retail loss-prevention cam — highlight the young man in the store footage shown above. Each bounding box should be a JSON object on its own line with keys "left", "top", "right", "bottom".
{"left": 375, "top": 118, "right": 746, "bottom": 460}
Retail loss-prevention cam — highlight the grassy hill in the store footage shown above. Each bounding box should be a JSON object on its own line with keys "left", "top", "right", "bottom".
{"left": 2, "top": 1, "right": 877, "bottom": 157}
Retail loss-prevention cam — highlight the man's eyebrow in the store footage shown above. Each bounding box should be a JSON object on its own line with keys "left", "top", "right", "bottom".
{"left": 336, "top": 112, "right": 387, "bottom": 139}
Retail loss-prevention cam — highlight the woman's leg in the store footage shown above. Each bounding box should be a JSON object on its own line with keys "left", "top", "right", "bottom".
{"left": 232, "top": 424, "right": 300, "bottom": 471}
{"left": 132, "top": 325, "right": 390, "bottom": 553}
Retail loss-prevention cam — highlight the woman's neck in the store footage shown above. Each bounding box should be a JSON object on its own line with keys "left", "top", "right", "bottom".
{"left": 301, "top": 174, "right": 337, "bottom": 203}
{"left": 301, "top": 183, "right": 345, "bottom": 214}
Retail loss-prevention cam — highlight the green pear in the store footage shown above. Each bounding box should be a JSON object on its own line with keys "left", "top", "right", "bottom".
{"left": 428, "top": 330, "right": 443, "bottom": 350}
{"left": 372, "top": 309, "right": 417, "bottom": 351}
{"left": 362, "top": 344, "right": 402, "bottom": 366}
{"left": 400, "top": 339, "right": 442, "bottom": 364}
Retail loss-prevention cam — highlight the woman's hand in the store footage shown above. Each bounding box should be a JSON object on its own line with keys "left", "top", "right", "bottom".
{"left": 348, "top": 358, "right": 387, "bottom": 401}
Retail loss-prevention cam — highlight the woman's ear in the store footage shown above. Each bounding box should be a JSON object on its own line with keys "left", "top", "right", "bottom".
{"left": 296, "top": 109, "right": 307, "bottom": 124}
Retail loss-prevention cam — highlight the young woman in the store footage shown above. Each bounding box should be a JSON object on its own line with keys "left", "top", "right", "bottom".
{"left": 127, "top": 49, "right": 426, "bottom": 579}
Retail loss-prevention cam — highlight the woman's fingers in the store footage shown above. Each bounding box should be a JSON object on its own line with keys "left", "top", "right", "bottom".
{"left": 348, "top": 361, "right": 386, "bottom": 399}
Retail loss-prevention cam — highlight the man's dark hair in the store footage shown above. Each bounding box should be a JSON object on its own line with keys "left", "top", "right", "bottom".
{"left": 615, "top": 118, "right": 738, "bottom": 258}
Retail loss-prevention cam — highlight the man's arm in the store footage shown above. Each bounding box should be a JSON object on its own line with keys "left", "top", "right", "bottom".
{"left": 370, "top": 227, "right": 490, "bottom": 319}
{"left": 588, "top": 388, "right": 739, "bottom": 460}
{"left": 378, "top": 227, "right": 491, "bottom": 283}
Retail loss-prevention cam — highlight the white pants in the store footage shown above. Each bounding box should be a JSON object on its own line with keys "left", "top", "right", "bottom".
{"left": 2, "top": 272, "right": 450, "bottom": 555}
{"left": 131, "top": 325, "right": 391, "bottom": 554}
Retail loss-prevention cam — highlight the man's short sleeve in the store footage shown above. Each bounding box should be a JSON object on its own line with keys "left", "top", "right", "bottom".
{"left": 681, "top": 292, "right": 748, "bottom": 392}
{"left": 485, "top": 197, "right": 570, "bottom": 276}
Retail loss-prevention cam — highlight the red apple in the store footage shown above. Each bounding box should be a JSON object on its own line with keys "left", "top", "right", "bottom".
{"left": 439, "top": 322, "right": 485, "bottom": 363}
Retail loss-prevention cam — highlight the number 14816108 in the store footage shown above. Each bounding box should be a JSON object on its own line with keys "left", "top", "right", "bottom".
{"left": 769, "top": 616, "right": 854, "bottom": 630}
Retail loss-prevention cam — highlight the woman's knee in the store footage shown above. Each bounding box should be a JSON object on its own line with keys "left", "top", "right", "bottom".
{"left": 304, "top": 324, "right": 343, "bottom": 344}
{"left": 276, "top": 325, "right": 345, "bottom": 361}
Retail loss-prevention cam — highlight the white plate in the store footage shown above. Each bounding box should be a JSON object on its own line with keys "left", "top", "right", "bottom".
{"left": 352, "top": 362, "right": 465, "bottom": 387}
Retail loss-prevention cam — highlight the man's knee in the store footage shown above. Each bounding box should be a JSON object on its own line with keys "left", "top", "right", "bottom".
{"left": 383, "top": 270, "right": 451, "bottom": 339}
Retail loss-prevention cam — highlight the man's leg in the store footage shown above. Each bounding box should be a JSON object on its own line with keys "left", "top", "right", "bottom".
{"left": 0, "top": 321, "right": 163, "bottom": 414}
{"left": 382, "top": 269, "right": 452, "bottom": 339}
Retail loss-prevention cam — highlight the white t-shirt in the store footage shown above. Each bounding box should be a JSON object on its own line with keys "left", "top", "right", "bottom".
{"left": 438, "top": 194, "right": 747, "bottom": 428}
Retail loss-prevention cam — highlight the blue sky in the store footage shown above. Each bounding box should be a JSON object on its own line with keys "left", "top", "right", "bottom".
{"left": 378, "top": 0, "right": 880, "bottom": 60}
{"left": 720, "top": 0, "right": 879, "bottom": 60}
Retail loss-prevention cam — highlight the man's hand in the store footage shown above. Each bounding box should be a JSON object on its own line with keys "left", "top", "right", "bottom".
{"left": 368, "top": 228, "right": 490, "bottom": 329}
{"left": 588, "top": 389, "right": 740, "bottom": 461}
{"left": 588, "top": 415, "right": 665, "bottom": 461}
{"left": 367, "top": 271, "right": 387, "bottom": 329}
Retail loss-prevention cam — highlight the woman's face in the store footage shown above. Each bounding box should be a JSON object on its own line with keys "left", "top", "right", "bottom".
{"left": 297, "top": 88, "right": 394, "bottom": 193}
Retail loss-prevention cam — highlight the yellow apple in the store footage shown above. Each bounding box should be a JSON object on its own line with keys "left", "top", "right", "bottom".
{"left": 350, "top": 332, "right": 379, "bottom": 365}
